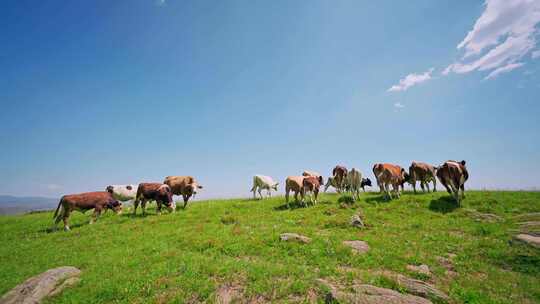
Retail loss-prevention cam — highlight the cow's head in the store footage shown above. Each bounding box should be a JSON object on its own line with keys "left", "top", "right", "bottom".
{"left": 361, "top": 178, "right": 372, "bottom": 187}
{"left": 106, "top": 185, "right": 114, "bottom": 194}
{"left": 318, "top": 176, "right": 324, "bottom": 186}
{"left": 272, "top": 182, "right": 279, "bottom": 191}
{"left": 401, "top": 168, "right": 410, "bottom": 184}
{"left": 157, "top": 184, "right": 173, "bottom": 207}
{"left": 460, "top": 160, "right": 466, "bottom": 166}
{"left": 107, "top": 199, "right": 123, "bottom": 214}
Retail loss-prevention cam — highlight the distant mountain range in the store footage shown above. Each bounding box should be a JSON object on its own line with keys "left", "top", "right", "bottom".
{"left": 0, "top": 195, "right": 59, "bottom": 215}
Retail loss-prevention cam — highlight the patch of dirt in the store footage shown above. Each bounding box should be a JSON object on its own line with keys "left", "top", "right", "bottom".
{"left": 216, "top": 282, "right": 245, "bottom": 304}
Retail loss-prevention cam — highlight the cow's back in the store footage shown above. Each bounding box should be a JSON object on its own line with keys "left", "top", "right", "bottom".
{"left": 63, "top": 191, "right": 114, "bottom": 208}
{"left": 286, "top": 176, "right": 304, "bottom": 191}
{"left": 164, "top": 176, "right": 195, "bottom": 194}
{"left": 254, "top": 175, "right": 275, "bottom": 187}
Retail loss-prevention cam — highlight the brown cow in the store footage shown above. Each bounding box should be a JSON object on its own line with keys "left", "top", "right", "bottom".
{"left": 331, "top": 165, "right": 348, "bottom": 193}
{"left": 408, "top": 161, "right": 437, "bottom": 194}
{"left": 53, "top": 191, "right": 122, "bottom": 231}
{"left": 374, "top": 163, "right": 409, "bottom": 199}
{"left": 285, "top": 176, "right": 304, "bottom": 208}
{"left": 163, "top": 176, "right": 203, "bottom": 209}
{"left": 303, "top": 175, "right": 323, "bottom": 205}
{"left": 133, "top": 183, "right": 173, "bottom": 215}
{"left": 436, "top": 160, "right": 469, "bottom": 205}
{"left": 373, "top": 163, "right": 408, "bottom": 193}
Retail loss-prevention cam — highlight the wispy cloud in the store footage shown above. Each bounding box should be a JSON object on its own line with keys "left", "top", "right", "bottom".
{"left": 394, "top": 102, "right": 405, "bottom": 108}
{"left": 444, "top": 0, "right": 540, "bottom": 79}
{"left": 46, "top": 184, "right": 62, "bottom": 191}
{"left": 156, "top": 0, "right": 166, "bottom": 7}
{"left": 532, "top": 50, "right": 540, "bottom": 59}
{"left": 387, "top": 68, "right": 434, "bottom": 92}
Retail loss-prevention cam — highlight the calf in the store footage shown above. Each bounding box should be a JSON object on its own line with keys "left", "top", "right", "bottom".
{"left": 375, "top": 164, "right": 409, "bottom": 200}
{"left": 250, "top": 175, "right": 279, "bottom": 199}
{"left": 53, "top": 191, "right": 122, "bottom": 231}
{"left": 346, "top": 168, "right": 362, "bottom": 200}
{"left": 302, "top": 170, "right": 324, "bottom": 184}
{"left": 373, "top": 163, "right": 408, "bottom": 193}
{"left": 332, "top": 165, "right": 348, "bottom": 193}
{"left": 285, "top": 176, "right": 304, "bottom": 208}
{"left": 163, "top": 176, "right": 203, "bottom": 209}
{"left": 408, "top": 161, "right": 437, "bottom": 194}
{"left": 302, "top": 175, "right": 323, "bottom": 205}
{"left": 133, "top": 183, "right": 173, "bottom": 215}
{"left": 436, "top": 160, "right": 469, "bottom": 205}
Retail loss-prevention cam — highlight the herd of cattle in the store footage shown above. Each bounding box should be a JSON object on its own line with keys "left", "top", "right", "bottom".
{"left": 52, "top": 160, "right": 468, "bottom": 231}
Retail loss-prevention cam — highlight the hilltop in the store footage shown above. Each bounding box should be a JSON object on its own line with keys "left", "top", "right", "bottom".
{"left": 0, "top": 191, "right": 539, "bottom": 303}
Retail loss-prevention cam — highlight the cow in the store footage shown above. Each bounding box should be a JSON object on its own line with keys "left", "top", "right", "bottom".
{"left": 53, "top": 191, "right": 122, "bottom": 231}
{"left": 360, "top": 178, "right": 372, "bottom": 192}
{"left": 324, "top": 176, "right": 339, "bottom": 192}
{"left": 331, "top": 165, "right": 348, "bottom": 193}
{"left": 346, "top": 168, "right": 362, "bottom": 200}
{"left": 163, "top": 176, "right": 203, "bottom": 209}
{"left": 302, "top": 170, "right": 324, "bottom": 184}
{"left": 374, "top": 163, "right": 409, "bottom": 200}
{"left": 373, "top": 163, "right": 408, "bottom": 193}
{"left": 133, "top": 183, "right": 174, "bottom": 215}
{"left": 408, "top": 161, "right": 437, "bottom": 194}
{"left": 285, "top": 176, "right": 305, "bottom": 208}
{"left": 105, "top": 184, "right": 137, "bottom": 203}
{"left": 436, "top": 160, "right": 469, "bottom": 205}
{"left": 303, "top": 175, "right": 323, "bottom": 205}
{"left": 250, "top": 175, "right": 279, "bottom": 199}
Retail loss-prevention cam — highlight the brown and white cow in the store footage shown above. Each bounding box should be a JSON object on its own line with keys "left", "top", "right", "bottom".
{"left": 285, "top": 176, "right": 305, "bottom": 208}
{"left": 408, "top": 161, "right": 437, "bottom": 194}
{"left": 303, "top": 175, "right": 323, "bottom": 205}
{"left": 373, "top": 163, "right": 408, "bottom": 193}
{"left": 53, "top": 191, "right": 122, "bottom": 231}
{"left": 436, "top": 160, "right": 469, "bottom": 205}
{"left": 330, "top": 165, "right": 348, "bottom": 193}
{"left": 133, "top": 183, "right": 173, "bottom": 215}
{"left": 374, "top": 163, "right": 409, "bottom": 199}
{"left": 163, "top": 176, "right": 203, "bottom": 209}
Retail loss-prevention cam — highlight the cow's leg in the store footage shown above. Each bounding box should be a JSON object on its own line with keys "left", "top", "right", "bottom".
{"left": 252, "top": 186, "right": 257, "bottom": 200}
{"left": 433, "top": 179, "right": 437, "bottom": 192}
{"left": 63, "top": 209, "right": 71, "bottom": 231}
{"left": 314, "top": 188, "right": 319, "bottom": 204}
{"left": 258, "top": 188, "right": 263, "bottom": 199}
{"left": 156, "top": 201, "right": 162, "bottom": 215}
{"left": 183, "top": 195, "right": 189, "bottom": 209}
{"left": 90, "top": 208, "right": 102, "bottom": 224}
{"left": 141, "top": 199, "right": 147, "bottom": 215}
{"left": 420, "top": 182, "right": 425, "bottom": 193}
{"left": 425, "top": 181, "right": 430, "bottom": 193}
{"left": 267, "top": 189, "right": 272, "bottom": 198}
{"left": 133, "top": 198, "right": 139, "bottom": 215}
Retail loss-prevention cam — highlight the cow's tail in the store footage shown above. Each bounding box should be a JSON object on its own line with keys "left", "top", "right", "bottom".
{"left": 53, "top": 197, "right": 64, "bottom": 219}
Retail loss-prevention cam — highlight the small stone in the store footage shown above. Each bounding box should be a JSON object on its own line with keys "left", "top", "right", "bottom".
{"left": 0, "top": 266, "right": 81, "bottom": 304}
{"left": 395, "top": 274, "right": 449, "bottom": 302}
{"left": 280, "top": 233, "right": 311, "bottom": 244}
{"left": 350, "top": 214, "right": 365, "bottom": 228}
{"left": 407, "top": 264, "right": 431, "bottom": 276}
{"left": 343, "top": 240, "right": 370, "bottom": 254}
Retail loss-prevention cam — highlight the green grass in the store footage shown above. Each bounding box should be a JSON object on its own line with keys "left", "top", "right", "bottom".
{"left": 1, "top": 191, "right": 539, "bottom": 303}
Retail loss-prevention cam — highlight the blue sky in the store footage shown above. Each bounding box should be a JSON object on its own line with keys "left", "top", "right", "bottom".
{"left": 1, "top": 0, "right": 539, "bottom": 199}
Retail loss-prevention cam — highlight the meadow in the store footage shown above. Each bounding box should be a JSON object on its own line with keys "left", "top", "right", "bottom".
{"left": 0, "top": 191, "right": 539, "bottom": 303}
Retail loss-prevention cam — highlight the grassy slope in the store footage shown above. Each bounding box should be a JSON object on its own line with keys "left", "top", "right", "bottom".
{"left": 0, "top": 191, "right": 539, "bottom": 304}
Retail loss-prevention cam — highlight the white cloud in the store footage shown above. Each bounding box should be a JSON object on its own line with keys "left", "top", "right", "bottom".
{"left": 484, "top": 62, "right": 524, "bottom": 80}
{"left": 532, "top": 50, "right": 540, "bottom": 59}
{"left": 394, "top": 102, "right": 405, "bottom": 108}
{"left": 444, "top": 0, "right": 540, "bottom": 79}
{"left": 156, "top": 0, "right": 166, "bottom": 6}
{"left": 387, "top": 68, "right": 434, "bottom": 92}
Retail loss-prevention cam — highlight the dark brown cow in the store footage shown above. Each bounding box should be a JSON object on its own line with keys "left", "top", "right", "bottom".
{"left": 302, "top": 175, "right": 323, "bottom": 205}
{"left": 436, "top": 160, "right": 469, "bottom": 205}
{"left": 163, "top": 176, "right": 203, "bottom": 209}
{"left": 374, "top": 163, "right": 409, "bottom": 199}
{"left": 53, "top": 191, "right": 122, "bottom": 231}
{"left": 331, "top": 165, "right": 348, "bottom": 193}
{"left": 133, "top": 183, "right": 173, "bottom": 215}
{"left": 408, "top": 161, "right": 437, "bottom": 194}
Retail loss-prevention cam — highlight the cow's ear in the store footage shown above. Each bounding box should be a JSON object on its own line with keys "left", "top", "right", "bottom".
{"left": 106, "top": 186, "right": 113, "bottom": 193}
{"left": 126, "top": 185, "right": 132, "bottom": 190}
{"left": 460, "top": 160, "right": 466, "bottom": 166}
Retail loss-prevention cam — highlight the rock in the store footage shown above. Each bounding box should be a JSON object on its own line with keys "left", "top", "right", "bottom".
{"left": 317, "top": 279, "right": 432, "bottom": 304}
{"left": 406, "top": 264, "right": 431, "bottom": 276}
{"left": 437, "top": 255, "right": 457, "bottom": 278}
{"left": 0, "top": 266, "right": 81, "bottom": 304}
{"left": 350, "top": 214, "right": 365, "bottom": 228}
{"left": 216, "top": 283, "right": 244, "bottom": 304}
{"left": 513, "top": 233, "right": 540, "bottom": 248}
{"left": 394, "top": 274, "right": 449, "bottom": 302}
{"left": 280, "top": 233, "right": 311, "bottom": 244}
{"left": 343, "top": 240, "right": 370, "bottom": 254}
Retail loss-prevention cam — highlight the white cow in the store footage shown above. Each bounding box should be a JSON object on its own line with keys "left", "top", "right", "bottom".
{"left": 106, "top": 184, "right": 137, "bottom": 202}
{"left": 346, "top": 168, "right": 362, "bottom": 200}
{"left": 250, "top": 175, "right": 279, "bottom": 199}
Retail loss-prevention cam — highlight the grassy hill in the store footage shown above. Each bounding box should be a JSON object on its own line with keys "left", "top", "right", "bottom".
{"left": 0, "top": 191, "right": 539, "bottom": 303}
